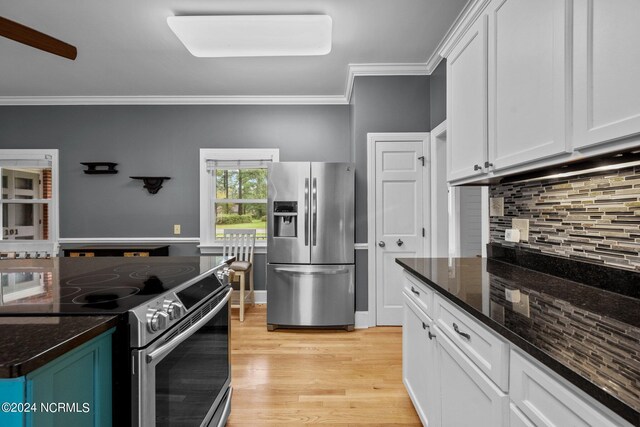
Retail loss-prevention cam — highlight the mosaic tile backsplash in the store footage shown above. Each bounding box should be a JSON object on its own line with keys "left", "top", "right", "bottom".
{"left": 489, "top": 274, "right": 640, "bottom": 411}
{"left": 490, "top": 165, "right": 640, "bottom": 271}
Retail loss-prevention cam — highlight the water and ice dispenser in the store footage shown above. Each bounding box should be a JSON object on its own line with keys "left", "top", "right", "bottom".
{"left": 273, "top": 201, "right": 297, "bottom": 237}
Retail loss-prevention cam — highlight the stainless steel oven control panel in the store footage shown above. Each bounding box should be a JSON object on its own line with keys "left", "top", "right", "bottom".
{"left": 129, "top": 263, "right": 229, "bottom": 348}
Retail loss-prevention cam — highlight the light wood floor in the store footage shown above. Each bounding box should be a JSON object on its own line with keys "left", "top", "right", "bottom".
{"left": 228, "top": 305, "right": 421, "bottom": 426}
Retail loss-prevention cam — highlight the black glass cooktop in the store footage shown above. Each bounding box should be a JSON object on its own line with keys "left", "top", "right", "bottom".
{"left": 0, "top": 256, "right": 228, "bottom": 315}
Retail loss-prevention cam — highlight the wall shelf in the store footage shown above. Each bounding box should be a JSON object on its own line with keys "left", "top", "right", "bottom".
{"left": 130, "top": 176, "right": 171, "bottom": 194}
{"left": 81, "top": 162, "right": 118, "bottom": 174}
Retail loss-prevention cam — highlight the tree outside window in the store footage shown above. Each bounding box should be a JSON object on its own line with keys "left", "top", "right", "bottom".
{"left": 214, "top": 168, "right": 268, "bottom": 239}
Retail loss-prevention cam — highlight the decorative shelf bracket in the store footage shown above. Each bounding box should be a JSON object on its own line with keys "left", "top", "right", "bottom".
{"left": 130, "top": 176, "right": 171, "bottom": 194}
{"left": 81, "top": 162, "right": 118, "bottom": 174}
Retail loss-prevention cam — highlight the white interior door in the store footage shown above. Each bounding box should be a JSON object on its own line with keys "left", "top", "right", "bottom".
{"left": 372, "top": 135, "right": 428, "bottom": 326}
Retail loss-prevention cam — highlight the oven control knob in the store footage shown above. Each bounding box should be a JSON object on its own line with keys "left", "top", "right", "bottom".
{"left": 164, "top": 301, "right": 185, "bottom": 320}
{"left": 148, "top": 310, "right": 169, "bottom": 333}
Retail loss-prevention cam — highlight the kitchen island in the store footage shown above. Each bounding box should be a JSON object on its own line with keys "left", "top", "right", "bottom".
{"left": 0, "top": 255, "right": 232, "bottom": 426}
{"left": 0, "top": 316, "right": 118, "bottom": 426}
{"left": 397, "top": 253, "right": 640, "bottom": 427}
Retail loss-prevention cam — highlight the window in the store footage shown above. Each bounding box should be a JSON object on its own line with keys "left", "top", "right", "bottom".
{"left": 0, "top": 150, "right": 59, "bottom": 256}
{"left": 199, "top": 149, "right": 279, "bottom": 249}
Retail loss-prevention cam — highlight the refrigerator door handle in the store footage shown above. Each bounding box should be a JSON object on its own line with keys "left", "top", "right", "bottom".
{"left": 304, "top": 178, "right": 309, "bottom": 246}
{"left": 312, "top": 177, "right": 317, "bottom": 246}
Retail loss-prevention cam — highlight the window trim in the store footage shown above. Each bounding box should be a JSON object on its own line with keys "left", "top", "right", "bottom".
{"left": 199, "top": 148, "right": 279, "bottom": 250}
{"left": 0, "top": 149, "right": 59, "bottom": 255}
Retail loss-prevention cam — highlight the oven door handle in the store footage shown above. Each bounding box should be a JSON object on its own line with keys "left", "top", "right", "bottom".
{"left": 146, "top": 287, "right": 232, "bottom": 364}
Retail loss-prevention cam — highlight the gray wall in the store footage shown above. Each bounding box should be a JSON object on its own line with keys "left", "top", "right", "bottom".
{"left": 429, "top": 59, "right": 447, "bottom": 130}
{"left": 0, "top": 74, "right": 438, "bottom": 312}
{"left": 0, "top": 105, "right": 351, "bottom": 291}
{"left": 350, "top": 76, "right": 431, "bottom": 310}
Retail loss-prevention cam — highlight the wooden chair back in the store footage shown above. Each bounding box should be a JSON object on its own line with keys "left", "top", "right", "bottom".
{"left": 222, "top": 229, "right": 256, "bottom": 263}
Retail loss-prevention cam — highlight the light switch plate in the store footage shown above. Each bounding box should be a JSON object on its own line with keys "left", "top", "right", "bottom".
{"left": 490, "top": 197, "right": 504, "bottom": 216}
{"left": 173, "top": 224, "right": 181, "bottom": 235}
{"left": 505, "top": 229, "right": 520, "bottom": 243}
{"left": 512, "top": 218, "right": 530, "bottom": 242}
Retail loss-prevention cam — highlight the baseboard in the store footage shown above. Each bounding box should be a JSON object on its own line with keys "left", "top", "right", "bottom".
{"left": 253, "top": 290, "right": 267, "bottom": 304}
{"left": 355, "top": 311, "right": 370, "bottom": 329}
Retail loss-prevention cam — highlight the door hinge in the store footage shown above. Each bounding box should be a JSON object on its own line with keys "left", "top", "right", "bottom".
{"left": 418, "top": 156, "right": 425, "bottom": 167}
{"left": 422, "top": 228, "right": 425, "bottom": 237}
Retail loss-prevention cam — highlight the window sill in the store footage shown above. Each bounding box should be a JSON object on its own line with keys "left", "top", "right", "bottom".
{"left": 198, "top": 243, "right": 267, "bottom": 254}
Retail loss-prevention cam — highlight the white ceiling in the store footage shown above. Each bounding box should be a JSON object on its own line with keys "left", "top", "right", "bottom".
{"left": 0, "top": 0, "right": 468, "bottom": 102}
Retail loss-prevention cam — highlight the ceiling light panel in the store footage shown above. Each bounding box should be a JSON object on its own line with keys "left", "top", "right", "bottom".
{"left": 167, "top": 15, "right": 332, "bottom": 58}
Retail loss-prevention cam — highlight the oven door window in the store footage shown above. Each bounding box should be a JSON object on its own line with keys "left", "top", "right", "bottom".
{"left": 154, "top": 301, "right": 229, "bottom": 426}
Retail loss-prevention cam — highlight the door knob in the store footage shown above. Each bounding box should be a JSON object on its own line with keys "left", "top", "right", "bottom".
{"left": 378, "top": 241, "right": 386, "bottom": 248}
{"left": 396, "top": 239, "right": 404, "bottom": 247}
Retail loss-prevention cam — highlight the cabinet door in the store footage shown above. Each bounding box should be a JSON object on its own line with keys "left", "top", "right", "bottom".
{"left": 26, "top": 331, "right": 113, "bottom": 427}
{"left": 436, "top": 329, "right": 508, "bottom": 427}
{"left": 574, "top": 0, "right": 640, "bottom": 149}
{"left": 488, "top": 0, "right": 571, "bottom": 170}
{"left": 403, "top": 294, "right": 439, "bottom": 426}
{"left": 447, "top": 15, "right": 489, "bottom": 182}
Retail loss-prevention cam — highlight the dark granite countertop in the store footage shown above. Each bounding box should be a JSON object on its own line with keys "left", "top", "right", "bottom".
{"left": 0, "top": 315, "right": 120, "bottom": 378}
{"left": 396, "top": 257, "right": 640, "bottom": 426}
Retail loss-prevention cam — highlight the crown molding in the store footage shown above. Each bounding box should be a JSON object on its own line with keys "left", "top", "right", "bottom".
{"left": 438, "top": 0, "right": 491, "bottom": 58}
{"left": 344, "top": 63, "right": 431, "bottom": 103}
{"left": 0, "top": 95, "right": 348, "bottom": 106}
{"left": 0, "top": 63, "right": 431, "bottom": 106}
{"left": 0, "top": 7, "right": 475, "bottom": 109}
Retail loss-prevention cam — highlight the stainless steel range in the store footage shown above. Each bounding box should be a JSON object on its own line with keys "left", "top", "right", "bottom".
{"left": 0, "top": 256, "right": 233, "bottom": 427}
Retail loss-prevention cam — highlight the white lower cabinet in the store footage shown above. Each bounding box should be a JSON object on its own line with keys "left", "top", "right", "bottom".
{"left": 510, "top": 350, "right": 632, "bottom": 427}
{"left": 403, "top": 293, "right": 439, "bottom": 426}
{"left": 437, "top": 329, "right": 509, "bottom": 427}
{"left": 401, "top": 273, "right": 633, "bottom": 427}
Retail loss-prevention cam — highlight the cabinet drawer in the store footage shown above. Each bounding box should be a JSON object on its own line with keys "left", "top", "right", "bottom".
{"left": 510, "top": 350, "right": 631, "bottom": 427}
{"left": 435, "top": 294, "right": 509, "bottom": 391}
{"left": 403, "top": 272, "right": 435, "bottom": 318}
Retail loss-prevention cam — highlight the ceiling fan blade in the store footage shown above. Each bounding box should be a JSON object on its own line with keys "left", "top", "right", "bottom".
{"left": 0, "top": 16, "right": 77, "bottom": 60}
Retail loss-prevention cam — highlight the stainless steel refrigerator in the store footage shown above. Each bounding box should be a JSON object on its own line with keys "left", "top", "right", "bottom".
{"left": 266, "top": 162, "right": 355, "bottom": 330}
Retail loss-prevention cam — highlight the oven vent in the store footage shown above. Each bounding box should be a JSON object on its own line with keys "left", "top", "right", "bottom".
{"left": 163, "top": 294, "right": 221, "bottom": 342}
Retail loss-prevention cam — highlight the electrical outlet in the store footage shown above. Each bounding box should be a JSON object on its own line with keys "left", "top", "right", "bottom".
{"left": 512, "top": 293, "right": 530, "bottom": 318}
{"left": 512, "top": 218, "right": 530, "bottom": 242}
{"left": 505, "top": 229, "right": 521, "bottom": 243}
{"left": 173, "top": 224, "right": 181, "bottom": 235}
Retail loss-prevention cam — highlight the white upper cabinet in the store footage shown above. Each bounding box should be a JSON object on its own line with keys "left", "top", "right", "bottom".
{"left": 444, "top": 0, "right": 640, "bottom": 184}
{"left": 487, "top": 0, "right": 571, "bottom": 170}
{"left": 573, "top": 0, "right": 640, "bottom": 149}
{"left": 447, "top": 15, "right": 489, "bottom": 181}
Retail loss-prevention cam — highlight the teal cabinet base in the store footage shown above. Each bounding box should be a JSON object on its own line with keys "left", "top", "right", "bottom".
{"left": 0, "top": 329, "right": 114, "bottom": 427}
{"left": 0, "top": 378, "right": 27, "bottom": 427}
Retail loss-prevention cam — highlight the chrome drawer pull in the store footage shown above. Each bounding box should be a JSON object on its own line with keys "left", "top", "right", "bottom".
{"left": 453, "top": 322, "right": 471, "bottom": 340}
{"left": 411, "top": 286, "right": 420, "bottom": 296}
